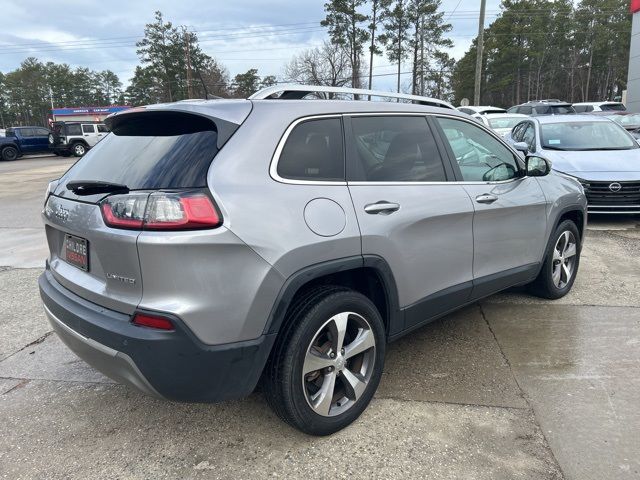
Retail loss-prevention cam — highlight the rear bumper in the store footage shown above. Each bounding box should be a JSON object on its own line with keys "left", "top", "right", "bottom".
{"left": 39, "top": 269, "right": 276, "bottom": 402}
{"left": 49, "top": 145, "right": 70, "bottom": 154}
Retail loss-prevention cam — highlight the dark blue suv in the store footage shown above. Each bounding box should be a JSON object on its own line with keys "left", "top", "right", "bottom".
{"left": 0, "top": 126, "right": 51, "bottom": 161}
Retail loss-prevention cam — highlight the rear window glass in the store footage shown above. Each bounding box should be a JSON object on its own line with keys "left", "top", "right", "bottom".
{"left": 59, "top": 115, "right": 219, "bottom": 190}
{"left": 601, "top": 103, "right": 626, "bottom": 112}
{"left": 550, "top": 105, "right": 575, "bottom": 114}
{"left": 277, "top": 118, "right": 344, "bottom": 181}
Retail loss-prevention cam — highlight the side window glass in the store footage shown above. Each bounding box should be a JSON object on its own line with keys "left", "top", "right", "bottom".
{"left": 277, "top": 118, "right": 344, "bottom": 181}
{"left": 21, "top": 128, "right": 35, "bottom": 137}
{"left": 36, "top": 128, "right": 50, "bottom": 136}
{"left": 519, "top": 106, "right": 532, "bottom": 115}
{"left": 522, "top": 124, "right": 536, "bottom": 151}
{"left": 512, "top": 123, "right": 524, "bottom": 141}
{"left": 82, "top": 124, "right": 96, "bottom": 134}
{"left": 348, "top": 116, "right": 447, "bottom": 182}
{"left": 67, "top": 124, "right": 82, "bottom": 136}
{"left": 97, "top": 125, "right": 109, "bottom": 133}
{"left": 586, "top": 105, "right": 594, "bottom": 112}
{"left": 437, "top": 117, "right": 519, "bottom": 182}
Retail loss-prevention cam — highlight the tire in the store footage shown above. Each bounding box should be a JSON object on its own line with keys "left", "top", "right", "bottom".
{"left": 263, "top": 286, "right": 385, "bottom": 436}
{"left": 1, "top": 146, "right": 18, "bottom": 161}
{"left": 72, "top": 142, "right": 86, "bottom": 157}
{"left": 529, "top": 220, "right": 581, "bottom": 299}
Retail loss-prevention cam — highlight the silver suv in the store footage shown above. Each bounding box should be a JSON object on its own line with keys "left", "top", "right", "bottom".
{"left": 39, "top": 85, "right": 587, "bottom": 435}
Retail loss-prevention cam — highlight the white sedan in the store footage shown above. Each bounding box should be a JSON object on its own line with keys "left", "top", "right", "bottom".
{"left": 476, "top": 113, "right": 529, "bottom": 136}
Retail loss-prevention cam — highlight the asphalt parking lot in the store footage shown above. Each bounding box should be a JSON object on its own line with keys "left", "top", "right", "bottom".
{"left": 0, "top": 156, "right": 639, "bottom": 479}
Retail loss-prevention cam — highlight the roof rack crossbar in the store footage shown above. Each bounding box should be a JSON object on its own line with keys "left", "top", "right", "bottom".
{"left": 248, "top": 84, "right": 454, "bottom": 110}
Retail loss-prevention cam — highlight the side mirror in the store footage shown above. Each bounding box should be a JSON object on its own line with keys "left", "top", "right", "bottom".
{"left": 513, "top": 141, "right": 529, "bottom": 153}
{"left": 525, "top": 156, "right": 550, "bottom": 177}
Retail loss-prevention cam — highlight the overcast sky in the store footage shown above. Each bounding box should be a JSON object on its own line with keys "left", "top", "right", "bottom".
{"left": 0, "top": 0, "right": 503, "bottom": 93}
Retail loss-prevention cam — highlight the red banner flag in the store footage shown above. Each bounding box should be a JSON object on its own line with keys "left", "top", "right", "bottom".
{"left": 632, "top": 0, "right": 640, "bottom": 13}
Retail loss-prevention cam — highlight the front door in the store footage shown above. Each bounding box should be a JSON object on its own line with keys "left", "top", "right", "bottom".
{"left": 345, "top": 115, "right": 475, "bottom": 333}
{"left": 434, "top": 116, "right": 548, "bottom": 298}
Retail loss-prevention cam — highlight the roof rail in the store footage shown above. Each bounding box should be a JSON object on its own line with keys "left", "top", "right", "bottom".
{"left": 248, "top": 84, "right": 455, "bottom": 110}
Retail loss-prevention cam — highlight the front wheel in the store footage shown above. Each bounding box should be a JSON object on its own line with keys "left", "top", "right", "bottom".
{"left": 529, "top": 220, "right": 581, "bottom": 299}
{"left": 263, "top": 287, "right": 385, "bottom": 436}
{"left": 72, "top": 143, "right": 86, "bottom": 157}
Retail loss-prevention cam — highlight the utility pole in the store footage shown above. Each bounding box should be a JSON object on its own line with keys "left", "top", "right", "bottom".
{"left": 48, "top": 85, "right": 54, "bottom": 109}
{"left": 473, "top": 0, "right": 486, "bottom": 106}
{"left": 420, "top": 15, "right": 425, "bottom": 96}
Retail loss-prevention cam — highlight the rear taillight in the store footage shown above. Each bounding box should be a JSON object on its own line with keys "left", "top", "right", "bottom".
{"left": 132, "top": 312, "right": 174, "bottom": 331}
{"left": 101, "top": 193, "right": 147, "bottom": 229}
{"left": 100, "top": 191, "right": 221, "bottom": 231}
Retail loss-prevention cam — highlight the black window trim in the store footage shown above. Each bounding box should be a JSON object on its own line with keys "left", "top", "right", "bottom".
{"left": 270, "top": 112, "right": 526, "bottom": 186}
{"left": 270, "top": 114, "right": 347, "bottom": 185}
{"left": 431, "top": 113, "right": 525, "bottom": 184}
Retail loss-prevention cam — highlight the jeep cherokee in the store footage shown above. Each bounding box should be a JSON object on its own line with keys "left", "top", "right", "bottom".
{"left": 39, "top": 85, "right": 587, "bottom": 435}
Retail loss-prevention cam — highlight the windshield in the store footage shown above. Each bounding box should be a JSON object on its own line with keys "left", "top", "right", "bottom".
{"left": 608, "top": 114, "right": 640, "bottom": 128}
{"left": 488, "top": 117, "right": 523, "bottom": 129}
{"left": 541, "top": 121, "right": 637, "bottom": 151}
{"left": 600, "top": 103, "right": 626, "bottom": 112}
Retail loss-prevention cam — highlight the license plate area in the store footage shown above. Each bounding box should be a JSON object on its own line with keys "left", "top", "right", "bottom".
{"left": 64, "top": 234, "right": 89, "bottom": 271}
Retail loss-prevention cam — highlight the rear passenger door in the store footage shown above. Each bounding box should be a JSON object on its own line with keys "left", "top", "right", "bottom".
{"left": 81, "top": 124, "right": 100, "bottom": 146}
{"left": 433, "top": 116, "right": 548, "bottom": 298}
{"left": 345, "top": 115, "right": 475, "bottom": 333}
{"left": 18, "top": 128, "right": 37, "bottom": 152}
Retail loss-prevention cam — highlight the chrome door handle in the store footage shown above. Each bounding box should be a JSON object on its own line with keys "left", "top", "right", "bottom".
{"left": 475, "top": 194, "right": 498, "bottom": 204}
{"left": 364, "top": 201, "right": 400, "bottom": 215}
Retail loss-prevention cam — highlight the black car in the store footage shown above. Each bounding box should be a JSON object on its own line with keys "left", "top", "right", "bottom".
{"left": 507, "top": 101, "right": 576, "bottom": 116}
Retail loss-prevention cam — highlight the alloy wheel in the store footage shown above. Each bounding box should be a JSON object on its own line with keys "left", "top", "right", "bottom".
{"left": 302, "top": 311, "right": 376, "bottom": 417}
{"left": 552, "top": 231, "right": 577, "bottom": 288}
{"left": 74, "top": 144, "right": 86, "bottom": 156}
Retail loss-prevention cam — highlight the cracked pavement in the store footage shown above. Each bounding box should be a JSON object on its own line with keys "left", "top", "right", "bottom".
{"left": 0, "top": 157, "right": 639, "bottom": 479}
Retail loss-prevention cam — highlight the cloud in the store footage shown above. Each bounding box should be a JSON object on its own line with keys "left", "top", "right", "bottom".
{"left": 0, "top": 0, "right": 502, "bottom": 93}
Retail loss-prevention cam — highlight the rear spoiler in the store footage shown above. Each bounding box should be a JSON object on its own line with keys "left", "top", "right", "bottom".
{"left": 105, "top": 100, "right": 252, "bottom": 149}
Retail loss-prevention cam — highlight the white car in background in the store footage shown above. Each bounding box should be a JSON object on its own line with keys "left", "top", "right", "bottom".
{"left": 573, "top": 101, "right": 626, "bottom": 113}
{"left": 457, "top": 105, "right": 507, "bottom": 117}
{"left": 0, "top": 129, "right": 5, "bottom": 137}
{"left": 477, "top": 113, "right": 528, "bottom": 136}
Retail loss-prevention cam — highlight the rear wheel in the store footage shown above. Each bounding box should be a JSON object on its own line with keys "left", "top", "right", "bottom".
{"left": 72, "top": 142, "right": 86, "bottom": 157}
{"left": 1, "top": 146, "right": 18, "bottom": 161}
{"left": 529, "top": 220, "right": 581, "bottom": 299}
{"left": 263, "top": 287, "right": 385, "bottom": 436}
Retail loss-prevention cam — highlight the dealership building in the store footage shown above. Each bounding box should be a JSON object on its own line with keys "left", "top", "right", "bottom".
{"left": 629, "top": 0, "right": 640, "bottom": 111}
{"left": 50, "top": 106, "right": 130, "bottom": 123}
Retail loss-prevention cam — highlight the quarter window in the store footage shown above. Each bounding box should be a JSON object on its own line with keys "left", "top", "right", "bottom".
{"left": 97, "top": 125, "right": 109, "bottom": 133}
{"left": 66, "top": 124, "right": 82, "bottom": 136}
{"left": 437, "top": 117, "right": 520, "bottom": 182}
{"left": 348, "top": 116, "right": 447, "bottom": 182}
{"left": 82, "top": 124, "right": 96, "bottom": 134}
{"left": 277, "top": 118, "right": 344, "bottom": 181}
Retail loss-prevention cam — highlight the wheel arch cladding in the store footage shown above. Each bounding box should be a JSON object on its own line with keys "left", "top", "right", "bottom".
{"left": 263, "top": 255, "right": 403, "bottom": 340}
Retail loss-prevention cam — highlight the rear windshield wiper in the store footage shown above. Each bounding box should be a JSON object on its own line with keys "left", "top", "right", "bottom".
{"left": 66, "top": 180, "right": 130, "bottom": 196}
